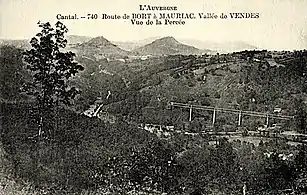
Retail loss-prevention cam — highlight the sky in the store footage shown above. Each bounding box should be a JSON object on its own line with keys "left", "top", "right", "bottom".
{"left": 1, "top": 0, "right": 307, "bottom": 50}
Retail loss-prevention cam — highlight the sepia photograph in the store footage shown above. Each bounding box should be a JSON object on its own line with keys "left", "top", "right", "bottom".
{"left": 0, "top": 0, "right": 307, "bottom": 194}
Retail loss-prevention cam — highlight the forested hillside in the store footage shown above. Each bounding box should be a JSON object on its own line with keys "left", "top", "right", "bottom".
{"left": 1, "top": 26, "right": 307, "bottom": 194}
{"left": 71, "top": 50, "right": 307, "bottom": 133}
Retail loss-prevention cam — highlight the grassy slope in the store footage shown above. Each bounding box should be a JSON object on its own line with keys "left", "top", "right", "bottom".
{"left": 1, "top": 101, "right": 166, "bottom": 190}
{"left": 0, "top": 142, "right": 39, "bottom": 195}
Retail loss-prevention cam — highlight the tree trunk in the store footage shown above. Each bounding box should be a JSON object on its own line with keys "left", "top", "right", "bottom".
{"left": 34, "top": 115, "right": 43, "bottom": 187}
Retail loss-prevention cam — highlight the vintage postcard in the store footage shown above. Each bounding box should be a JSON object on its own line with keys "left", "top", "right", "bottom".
{"left": 1, "top": 0, "right": 307, "bottom": 194}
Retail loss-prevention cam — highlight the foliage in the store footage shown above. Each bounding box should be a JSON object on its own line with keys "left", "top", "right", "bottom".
{"left": 0, "top": 46, "right": 30, "bottom": 101}
{"left": 238, "top": 54, "right": 307, "bottom": 131}
{"left": 2, "top": 39, "right": 307, "bottom": 195}
{"left": 22, "top": 21, "right": 84, "bottom": 124}
{"left": 294, "top": 97, "right": 307, "bottom": 134}
{"left": 2, "top": 100, "right": 307, "bottom": 194}
{"left": 1, "top": 102, "right": 181, "bottom": 194}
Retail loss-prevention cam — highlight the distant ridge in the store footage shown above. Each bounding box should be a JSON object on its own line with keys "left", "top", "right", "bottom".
{"left": 133, "top": 36, "right": 206, "bottom": 55}
{"left": 0, "top": 39, "right": 30, "bottom": 49}
{"left": 74, "top": 36, "right": 130, "bottom": 58}
{"left": 0, "top": 35, "right": 257, "bottom": 54}
{"left": 0, "top": 35, "right": 93, "bottom": 49}
{"left": 113, "top": 37, "right": 160, "bottom": 51}
{"left": 81, "top": 36, "right": 117, "bottom": 47}
{"left": 179, "top": 39, "right": 257, "bottom": 53}
{"left": 66, "top": 35, "right": 92, "bottom": 45}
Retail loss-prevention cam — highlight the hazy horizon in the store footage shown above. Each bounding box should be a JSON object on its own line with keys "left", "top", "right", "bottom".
{"left": 1, "top": 34, "right": 306, "bottom": 52}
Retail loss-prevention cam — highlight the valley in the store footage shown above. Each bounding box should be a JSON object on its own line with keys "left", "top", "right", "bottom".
{"left": 1, "top": 33, "right": 307, "bottom": 195}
